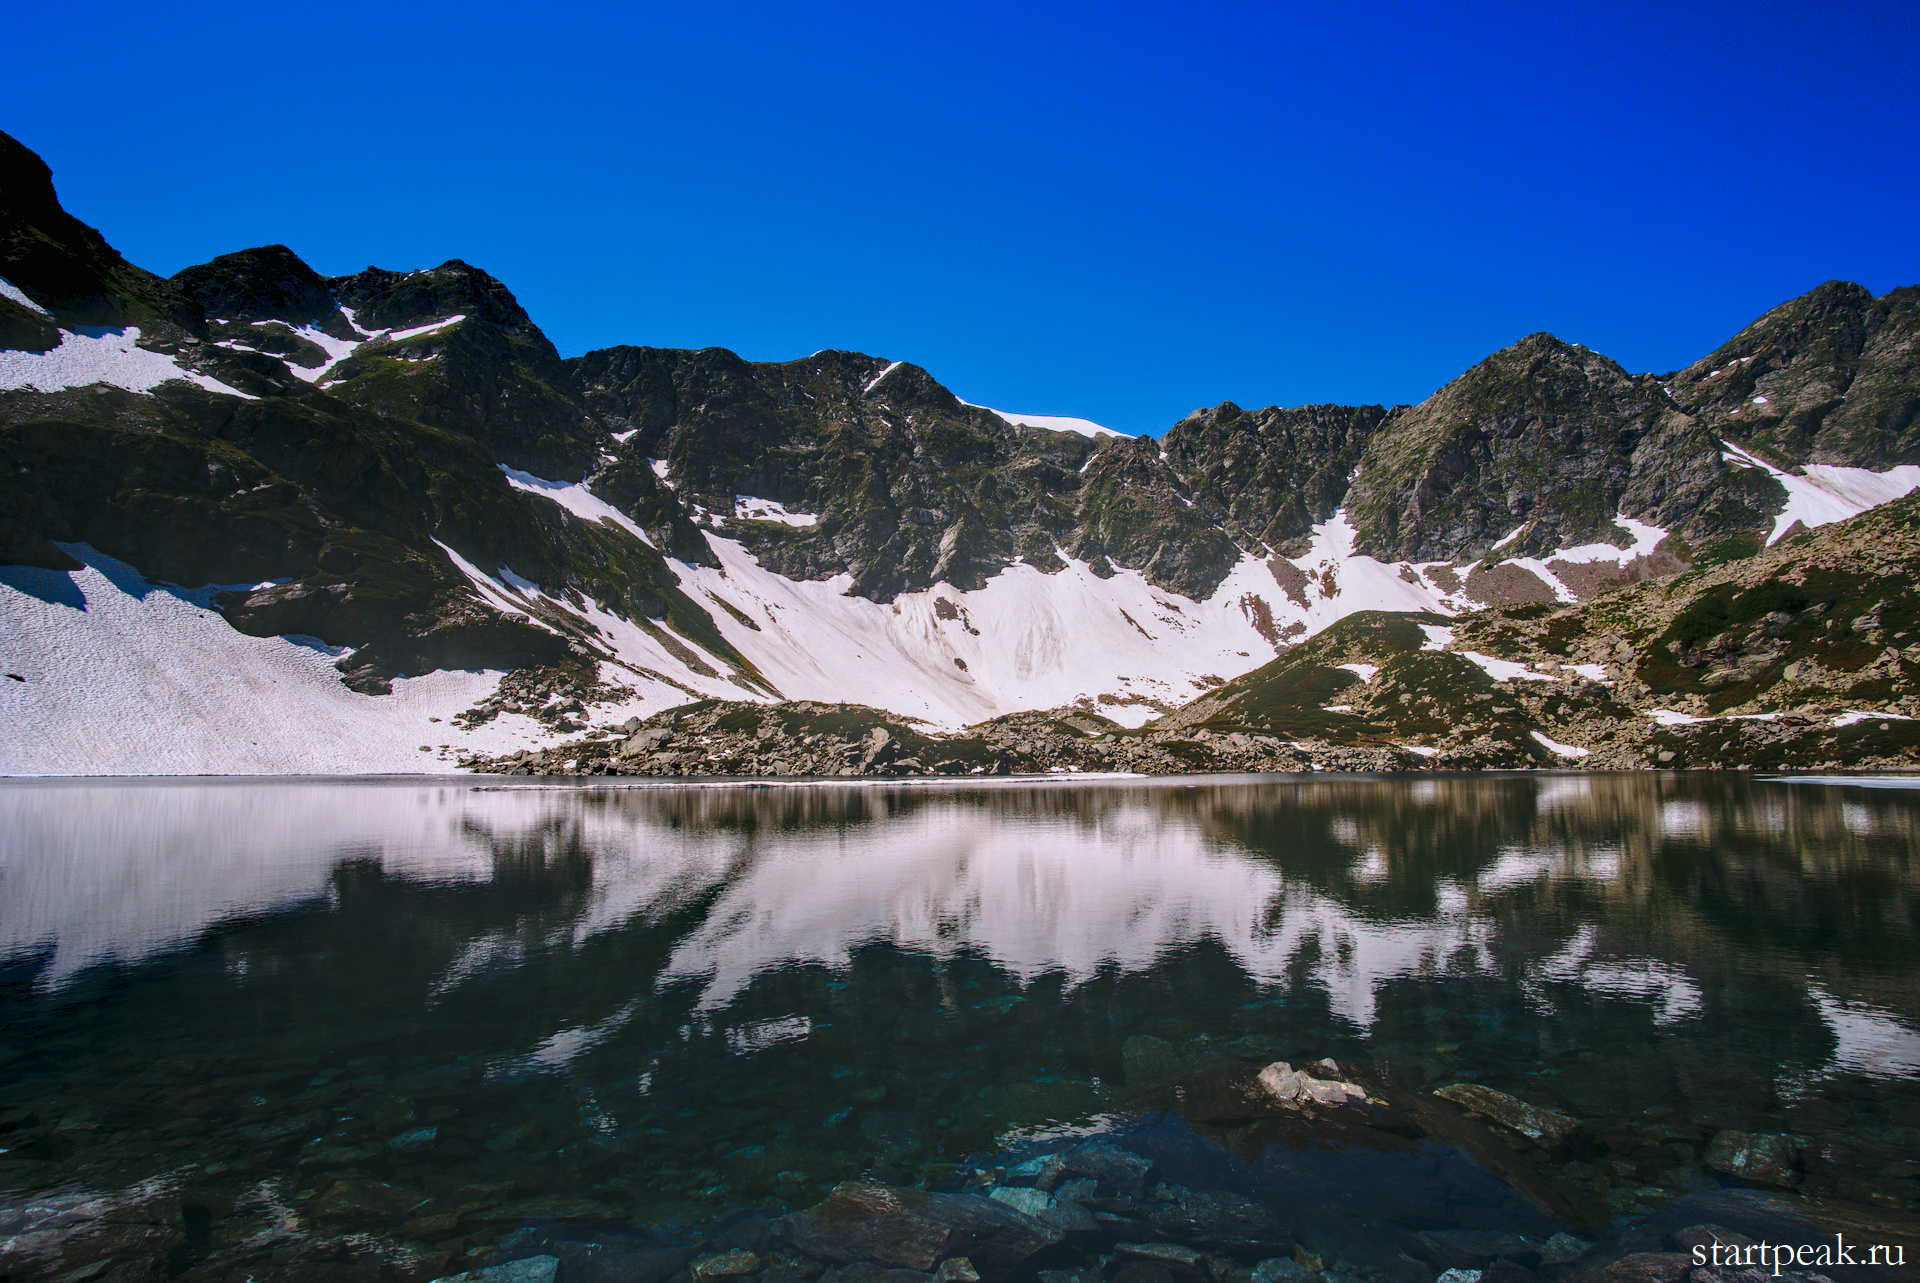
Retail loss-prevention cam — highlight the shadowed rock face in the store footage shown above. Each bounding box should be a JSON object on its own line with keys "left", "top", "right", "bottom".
{"left": 570, "top": 344, "right": 1245, "bottom": 599}
{"left": 0, "top": 130, "right": 205, "bottom": 345}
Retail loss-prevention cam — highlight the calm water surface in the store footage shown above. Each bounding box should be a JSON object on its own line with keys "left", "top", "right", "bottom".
{"left": 2, "top": 773, "right": 1918, "bottom": 1279}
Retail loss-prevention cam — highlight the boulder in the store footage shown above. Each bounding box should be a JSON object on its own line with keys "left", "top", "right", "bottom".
{"left": 1059, "top": 1138, "right": 1156, "bottom": 1200}
{"left": 1251, "top": 1259, "right": 1312, "bottom": 1283}
{"left": 1431, "top": 1084, "right": 1578, "bottom": 1147}
{"left": 1415, "top": 1231, "right": 1538, "bottom": 1271}
{"left": 1536, "top": 1233, "right": 1592, "bottom": 1267}
{"left": 1256, "top": 1062, "right": 1366, "bottom": 1107}
{"left": 1701, "top": 1131, "right": 1798, "bottom": 1188}
{"left": 430, "top": 1257, "right": 560, "bottom": 1283}
{"left": 774, "top": 1182, "right": 1062, "bottom": 1273}
{"left": 1123, "top": 1036, "right": 1184, "bottom": 1085}
{"left": 1117, "top": 1241, "right": 1205, "bottom": 1269}
{"left": 987, "top": 1188, "right": 1050, "bottom": 1217}
{"left": 692, "top": 1250, "right": 764, "bottom": 1280}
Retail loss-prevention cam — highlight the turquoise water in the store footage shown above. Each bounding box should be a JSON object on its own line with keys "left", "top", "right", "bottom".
{"left": 1, "top": 773, "right": 1916, "bottom": 1280}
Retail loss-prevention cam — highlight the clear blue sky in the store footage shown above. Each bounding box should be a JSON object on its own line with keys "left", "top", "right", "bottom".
{"left": 6, "top": 1, "right": 1916, "bottom": 433}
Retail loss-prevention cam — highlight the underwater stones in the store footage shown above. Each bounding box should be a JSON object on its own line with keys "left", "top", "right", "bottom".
{"left": 1004, "top": 1152, "right": 1068, "bottom": 1191}
{"left": 1122, "top": 1036, "right": 1183, "bottom": 1085}
{"left": 430, "top": 1255, "right": 560, "bottom": 1283}
{"left": 1586, "top": 1253, "right": 1694, "bottom": 1283}
{"left": 308, "top": 1176, "right": 425, "bottom": 1223}
{"left": 933, "top": 1258, "right": 981, "bottom": 1283}
{"left": 819, "top": 1263, "right": 928, "bottom": 1283}
{"left": 1058, "top": 1138, "right": 1155, "bottom": 1200}
{"left": 1251, "top": 1259, "right": 1312, "bottom": 1283}
{"left": 1702, "top": 1131, "right": 1798, "bottom": 1187}
{"left": 1432, "top": 1084, "right": 1578, "bottom": 1148}
{"left": 774, "top": 1182, "right": 1062, "bottom": 1273}
{"left": 1536, "top": 1233, "right": 1593, "bottom": 1267}
{"left": 1415, "top": 1232, "right": 1540, "bottom": 1271}
{"left": 1146, "top": 1190, "right": 1292, "bottom": 1257}
{"left": 557, "top": 1241, "right": 698, "bottom": 1283}
{"left": 1256, "top": 1061, "right": 1366, "bottom": 1108}
{"left": 691, "top": 1248, "right": 764, "bottom": 1279}
{"left": 1117, "top": 1241, "right": 1206, "bottom": 1269}
{"left": 987, "top": 1188, "right": 1051, "bottom": 1217}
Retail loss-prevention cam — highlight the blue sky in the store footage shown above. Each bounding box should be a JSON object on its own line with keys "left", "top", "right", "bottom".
{"left": 6, "top": 0, "right": 1916, "bottom": 433}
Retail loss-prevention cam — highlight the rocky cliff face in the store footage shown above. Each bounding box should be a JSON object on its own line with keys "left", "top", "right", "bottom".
{"left": 1160, "top": 401, "right": 1391, "bottom": 557}
{"left": 1661, "top": 279, "right": 1920, "bottom": 470}
{"left": 1341, "top": 335, "right": 1770, "bottom": 564}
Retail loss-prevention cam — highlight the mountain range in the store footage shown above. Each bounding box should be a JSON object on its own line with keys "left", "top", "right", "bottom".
{"left": 3, "top": 127, "right": 1917, "bottom": 776}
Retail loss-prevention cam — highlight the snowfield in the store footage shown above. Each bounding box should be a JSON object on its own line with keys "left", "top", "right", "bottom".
{"left": 1720, "top": 442, "right": 1920, "bottom": 543}
{"left": 0, "top": 327, "right": 255, "bottom": 398}
{"left": 0, "top": 547, "right": 552, "bottom": 776}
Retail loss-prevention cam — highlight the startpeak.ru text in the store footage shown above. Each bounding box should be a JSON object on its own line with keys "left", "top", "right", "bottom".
{"left": 1693, "top": 1236, "right": 1907, "bottom": 1271}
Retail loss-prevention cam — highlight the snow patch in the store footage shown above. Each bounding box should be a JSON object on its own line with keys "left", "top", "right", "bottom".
{"left": 1461, "top": 652, "right": 1560, "bottom": 683}
{"left": 731, "top": 496, "right": 819, "bottom": 527}
{"left": 0, "top": 275, "right": 50, "bottom": 315}
{"left": 386, "top": 315, "right": 466, "bottom": 343}
{"left": 1531, "top": 730, "right": 1590, "bottom": 758}
{"left": 863, "top": 360, "right": 903, "bottom": 393}
{"left": 965, "top": 401, "right": 1120, "bottom": 438}
{"left": 498, "top": 464, "right": 654, "bottom": 545}
{"left": 669, "top": 533, "right": 1280, "bottom": 729}
{"left": 1720, "top": 441, "right": 1920, "bottom": 544}
{"left": 1830, "top": 710, "right": 1914, "bottom": 728}
{"left": 0, "top": 545, "right": 559, "bottom": 775}
{"left": 1646, "top": 708, "right": 1781, "bottom": 726}
{"left": 1338, "top": 663, "right": 1380, "bottom": 683}
{"left": 0, "top": 327, "right": 255, "bottom": 398}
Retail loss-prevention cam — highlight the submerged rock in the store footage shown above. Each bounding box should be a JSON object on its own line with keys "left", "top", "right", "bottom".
{"left": 774, "top": 1182, "right": 1062, "bottom": 1273}
{"left": 1146, "top": 1190, "right": 1293, "bottom": 1256}
{"left": 431, "top": 1256, "right": 560, "bottom": 1283}
{"left": 1701, "top": 1131, "right": 1798, "bottom": 1188}
{"left": 1058, "top": 1138, "right": 1157, "bottom": 1200}
{"left": 1431, "top": 1084, "right": 1578, "bottom": 1147}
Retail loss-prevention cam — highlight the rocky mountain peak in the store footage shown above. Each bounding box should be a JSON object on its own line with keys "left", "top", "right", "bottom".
{"left": 327, "top": 259, "right": 547, "bottom": 341}
{"left": 1342, "top": 332, "right": 1677, "bottom": 563}
{"left": 1662, "top": 279, "right": 1919, "bottom": 469}
{"left": 169, "top": 244, "right": 340, "bottom": 330}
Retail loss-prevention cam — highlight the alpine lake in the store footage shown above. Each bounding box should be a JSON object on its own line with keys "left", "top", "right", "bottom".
{"left": 2, "top": 772, "right": 1917, "bottom": 1283}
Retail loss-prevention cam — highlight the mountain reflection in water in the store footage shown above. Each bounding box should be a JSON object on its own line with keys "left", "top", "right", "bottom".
{"left": 1, "top": 773, "right": 1917, "bottom": 1279}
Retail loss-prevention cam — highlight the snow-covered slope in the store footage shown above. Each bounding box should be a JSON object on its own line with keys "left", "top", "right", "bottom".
{"left": 1720, "top": 441, "right": 1920, "bottom": 543}
{"left": 0, "top": 326, "right": 255, "bottom": 398}
{"left": 0, "top": 547, "right": 548, "bottom": 775}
